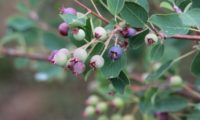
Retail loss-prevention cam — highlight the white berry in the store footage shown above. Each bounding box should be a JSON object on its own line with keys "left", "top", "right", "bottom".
{"left": 90, "top": 55, "right": 104, "bottom": 68}
{"left": 73, "top": 48, "right": 88, "bottom": 61}
{"left": 94, "top": 27, "right": 107, "bottom": 40}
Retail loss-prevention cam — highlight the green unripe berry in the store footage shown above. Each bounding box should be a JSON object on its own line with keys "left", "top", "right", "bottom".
{"left": 96, "top": 102, "right": 108, "bottom": 113}
{"left": 97, "top": 115, "right": 109, "bottom": 120}
{"left": 169, "top": 75, "right": 183, "bottom": 87}
{"left": 86, "top": 95, "right": 99, "bottom": 106}
{"left": 123, "top": 115, "right": 135, "bottom": 120}
{"left": 145, "top": 33, "right": 158, "bottom": 45}
{"left": 73, "top": 28, "right": 86, "bottom": 41}
{"left": 111, "top": 114, "right": 122, "bottom": 120}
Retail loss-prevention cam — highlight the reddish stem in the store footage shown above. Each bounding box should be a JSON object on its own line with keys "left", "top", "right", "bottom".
{"left": 169, "top": 34, "right": 200, "bottom": 41}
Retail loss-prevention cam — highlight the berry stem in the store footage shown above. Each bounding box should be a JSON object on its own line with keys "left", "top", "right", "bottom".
{"left": 74, "top": 0, "right": 109, "bottom": 24}
{"left": 90, "top": 0, "right": 102, "bottom": 16}
{"left": 174, "top": 49, "right": 197, "bottom": 63}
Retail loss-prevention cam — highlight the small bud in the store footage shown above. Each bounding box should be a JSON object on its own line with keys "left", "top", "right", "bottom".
{"left": 90, "top": 55, "right": 104, "bottom": 68}
{"left": 48, "top": 48, "right": 69, "bottom": 66}
{"left": 83, "top": 106, "right": 95, "bottom": 118}
{"left": 173, "top": 4, "right": 182, "bottom": 14}
{"left": 120, "top": 27, "right": 137, "bottom": 38}
{"left": 108, "top": 46, "right": 123, "bottom": 60}
{"left": 111, "top": 97, "right": 124, "bottom": 109}
{"left": 58, "top": 22, "right": 69, "bottom": 36}
{"left": 94, "top": 27, "right": 107, "bottom": 40}
{"left": 73, "top": 28, "right": 86, "bottom": 41}
{"left": 169, "top": 75, "right": 183, "bottom": 87}
{"left": 111, "top": 114, "right": 122, "bottom": 120}
{"left": 73, "top": 48, "right": 88, "bottom": 62}
{"left": 145, "top": 33, "right": 158, "bottom": 46}
{"left": 60, "top": 7, "right": 77, "bottom": 15}
{"left": 85, "top": 95, "right": 99, "bottom": 106}
{"left": 96, "top": 102, "right": 108, "bottom": 114}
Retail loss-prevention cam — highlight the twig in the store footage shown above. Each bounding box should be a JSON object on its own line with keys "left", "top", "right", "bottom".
{"left": 74, "top": 0, "right": 109, "bottom": 24}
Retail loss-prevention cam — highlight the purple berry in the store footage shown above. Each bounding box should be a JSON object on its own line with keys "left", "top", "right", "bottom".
{"left": 108, "top": 46, "right": 123, "bottom": 60}
{"left": 67, "top": 58, "right": 85, "bottom": 75}
{"left": 120, "top": 27, "right": 137, "bottom": 38}
{"left": 58, "top": 22, "right": 69, "bottom": 36}
{"left": 60, "top": 7, "right": 77, "bottom": 15}
{"left": 154, "top": 112, "right": 169, "bottom": 120}
{"left": 48, "top": 50, "right": 58, "bottom": 63}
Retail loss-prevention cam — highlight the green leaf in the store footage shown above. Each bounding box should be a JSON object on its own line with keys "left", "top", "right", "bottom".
{"left": 129, "top": 29, "right": 149, "bottom": 49}
{"left": 60, "top": 14, "right": 86, "bottom": 27}
{"left": 136, "top": 0, "right": 149, "bottom": 12}
{"left": 187, "top": 111, "right": 200, "bottom": 120}
{"left": 120, "top": 2, "right": 148, "bottom": 28}
{"left": 180, "top": 9, "right": 200, "bottom": 28}
{"left": 107, "top": 0, "right": 125, "bottom": 16}
{"left": 149, "top": 14, "right": 189, "bottom": 35}
{"left": 155, "top": 96, "right": 188, "bottom": 112}
{"left": 7, "top": 16, "right": 34, "bottom": 31}
{"left": 101, "top": 52, "right": 127, "bottom": 78}
{"left": 42, "top": 32, "right": 67, "bottom": 50}
{"left": 14, "top": 58, "right": 29, "bottom": 69}
{"left": 150, "top": 44, "right": 165, "bottom": 61}
{"left": 110, "top": 71, "right": 130, "bottom": 94}
{"left": 192, "top": 0, "right": 200, "bottom": 8}
{"left": 16, "top": 2, "right": 30, "bottom": 14}
{"left": 191, "top": 52, "right": 200, "bottom": 77}
{"left": 145, "top": 60, "right": 174, "bottom": 82}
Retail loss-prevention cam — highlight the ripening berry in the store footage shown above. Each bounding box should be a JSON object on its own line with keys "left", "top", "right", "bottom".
{"left": 169, "top": 75, "right": 183, "bottom": 87}
{"left": 58, "top": 22, "right": 69, "bottom": 36}
{"left": 94, "top": 27, "right": 107, "bottom": 40}
{"left": 90, "top": 55, "right": 104, "bottom": 68}
{"left": 108, "top": 46, "right": 123, "bottom": 60}
{"left": 48, "top": 48, "right": 69, "bottom": 66}
{"left": 145, "top": 33, "right": 158, "bottom": 45}
{"left": 96, "top": 102, "right": 108, "bottom": 114}
{"left": 120, "top": 27, "right": 137, "bottom": 38}
{"left": 73, "top": 48, "right": 88, "bottom": 62}
{"left": 73, "top": 28, "right": 86, "bottom": 41}
{"left": 86, "top": 95, "right": 99, "bottom": 106}
{"left": 67, "top": 58, "right": 85, "bottom": 75}
{"left": 111, "top": 114, "right": 122, "bottom": 120}
{"left": 60, "top": 7, "right": 77, "bottom": 15}
{"left": 83, "top": 106, "right": 95, "bottom": 118}
{"left": 111, "top": 97, "right": 124, "bottom": 109}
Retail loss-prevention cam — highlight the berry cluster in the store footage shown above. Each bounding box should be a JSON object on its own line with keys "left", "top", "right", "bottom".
{"left": 49, "top": 6, "right": 160, "bottom": 76}
{"left": 82, "top": 95, "right": 134, "bottom": 120}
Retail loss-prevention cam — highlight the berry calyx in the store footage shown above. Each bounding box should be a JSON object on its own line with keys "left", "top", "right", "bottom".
{"left": 90, "top": 55, "right": 104, "bottom": 68}
{"left": 58, "top": 22, "right": 69, "bottom": 36}
{"left": 85, "top": 95, "right": 99, "bottom": 106}
{"left": 94, "top": 27, "right": 107, "bottom": 40}
{"left": 120, "top": 27, "right": 137, "bottom": 38}
{"left": 145, "top": 33, "right": 158, "bottom": 45}
{"left": 108, "top": 46, "right": 123, "bottom": 60}
{"left": 83, "top": 106, "right": 95, "bottom": 118}
{"left": 60, "top": 7, "right": 77, "bottom": 15}
{"left": 73, "top": 28, "right": 86, "bottom": 41}
{"left": 95, "top": 102, "right": 108, "bottom": 114}
{"left": 48, "top": 48, "right": 69, "bottom": 66}
{"left": 73, "top": 48, "right": 88, "bottom": 62}
{"left": 67, "top": 58, "right": 85, "bottom": 75}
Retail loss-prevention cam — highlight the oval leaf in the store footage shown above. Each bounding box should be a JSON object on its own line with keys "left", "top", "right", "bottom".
{"left": 107, "top": 0, "right": 125, "bottom": 16}
{"left": 150, "top": 44, "right": 165, "bottom": 61}
{"left": 191, "top": 52, "right": 200, "bottom": 77}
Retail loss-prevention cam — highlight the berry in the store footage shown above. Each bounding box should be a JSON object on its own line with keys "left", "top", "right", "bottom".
{"left": 154, "top": 112, "right": 169, "bottom": 120}
{"left": 108, "top": 46, "right": 123, "bottom": 60}
{"left": 94, "top": 27, "right": 107, "bottom": 40}
{"left": 73, "top": 28, "right": 86, "bottom": 41}
{"left": 97, "top": 115, "right": 109, "bottom": 120}
{"left": 67, "top": 58, "right": 85, "bottom": 75}
{"left": 145, "top": 33, "right": 158, "bottom": 45}
{"left": 86, "top": 95, "right": 99, "bottom": 106}
{"left": 96, "top": 102, "right": 108, "bottom": 114}
{"left": 58, "top": 22, "right": 69, "bottom": 36}
{"left": 111, "top": 114, "right": 122, "bottom": 120}
{"left": 111, "top": 97, "right": 124, "bottom": 109}
{"left": 83, "top": 106, "right": 95, "bottom": 118}
{"left": 73, "top": 48, "right": 88, "bottom": 62}
{"left": 169, "top": 75, "right": 183, "bottom": 87}
{"left": 60, "top": 7, "right": 77, "bottom": 15}
{"left": 48, "top": 48, "right": 69, "bottom": 66}
{"left": 90, "top": 55, "right": 104, "bottom": 68}
{"left": 123, "top": 115, "right": 135, "bottom": 120}
{"left": 120, "top": 27, "right": 137, "bottom": 38}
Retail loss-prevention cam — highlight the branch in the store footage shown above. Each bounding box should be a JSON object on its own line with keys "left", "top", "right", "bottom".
{"left": 74, "top": 0, "right": 109, "bottom": 24}
{"left": 169, "top": 34, "right": 200, "bottom": 41}
{"left": 0, "top": 48, "right": 48, "bottom": 61}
